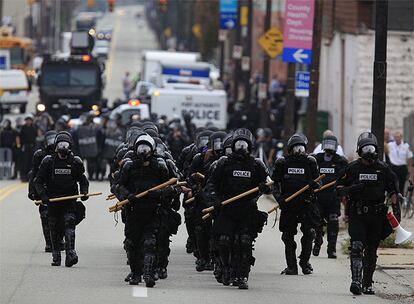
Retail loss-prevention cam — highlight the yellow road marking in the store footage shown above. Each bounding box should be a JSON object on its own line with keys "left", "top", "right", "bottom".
{"left": 0, "top": 183, "right": 19, "bottom": 194}
{"left": 106, "top": 10, "right": 120, "bottom": 82}
{"left": 0, "top": 183, "right": 27, "bottom": 202}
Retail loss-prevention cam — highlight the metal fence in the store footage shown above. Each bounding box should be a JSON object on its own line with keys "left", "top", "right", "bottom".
{"left": 403, "top": 112, "right": 414, "bottom": 149}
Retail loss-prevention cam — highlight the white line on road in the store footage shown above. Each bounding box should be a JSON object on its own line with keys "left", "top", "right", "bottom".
{"left": 132, "top": 286, "right": 148, "bottom": 298}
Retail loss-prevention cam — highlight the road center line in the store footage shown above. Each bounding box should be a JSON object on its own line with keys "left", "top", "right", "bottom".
{"left": 132, "top": 286, "right": 148, "bottom": 297}
{"left": 0, "top": 183, "right": 27, "bottom": 202}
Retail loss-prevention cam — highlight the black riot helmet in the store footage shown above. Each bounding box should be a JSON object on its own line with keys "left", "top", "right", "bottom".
{"left": 44, "top": 130, "right": 57, "bottom": 150}
{"left": 209, "top": 131, "right": 227, "bottom": 154}
{"left": 134, "top": 134, "right": 155, "bottom": 161}
{"left": 287, "top": 133, "right": 307, "bottom": 155}
{"left": 223, "top": 133, "right": 233, "bottom": 156}
{"left": 54, "top": 131, "right": 73, "bottom": 158}
{"left": 232, "top": 128, "right": 253, "bottom": 155}
{"left": 196, "top": 130, "right": 213, "bottom": 150}
{"left": 153, "top": 137, "right": 167, "bottom": 157}
{"left": 357, "top": 132, "right": 378, "bottom": 163}
{"left": 322, "top": 135, "right": 338, "bottom": 153}
{"left": 142, "top": 123, "right": 159, "bottom": 136}
{"left": 126, "top": 127, "right": 145, "bottom": 149}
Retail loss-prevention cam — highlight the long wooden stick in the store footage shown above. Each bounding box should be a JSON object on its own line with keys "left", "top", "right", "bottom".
{"left": 34, "top": 192, "right": 102, "bottom": 206}
{"left": 267, "top": 174, "right": 325, "bottom": 214}
{"left": 185, "top": 197, "right": 195, "bottom": 204}
{"left": 314, "top": 179, "right": 336, "bottom": 193}
{"left": 106, "top": 194, "right": 116, "bottom": 200}
{"left": 201, "top": 181, "right": 274, "bottom": 214}
{"left": 108, "top": 178, "right": 178, "bottom": 212}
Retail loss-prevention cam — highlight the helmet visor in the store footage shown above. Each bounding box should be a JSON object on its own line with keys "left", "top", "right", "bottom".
{"left": 136, "top": 144, "right": 152, "bottom": 156}
{"left": 197, "top": 136, "right": 209, "bottom": 149}
{"left": 322, "top": 139, "right": 337, "bottom": 151}
{"left": 292, "top": 145, "right": 305, "bottom": 155}
{"left": 361, "top": 145, "right": 376, "bottom": 154}
{"left": 233, "top": 140, "right": 249, "bottom": 153}
{"left": 46, "top": 135, "right": 56, "bottom": 147}
{"left": 56, "top": 141, "right": 70, "bottom": 151}
{"left": 213, "top": 138, "right": 223, "bottom": 151}
{"left": 156, "top": 144, "right": 165, "bottom": 156}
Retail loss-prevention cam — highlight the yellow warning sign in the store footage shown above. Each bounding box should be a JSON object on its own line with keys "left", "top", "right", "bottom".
{"left": 258, "top": 26, "right": 283, "bottom": 58}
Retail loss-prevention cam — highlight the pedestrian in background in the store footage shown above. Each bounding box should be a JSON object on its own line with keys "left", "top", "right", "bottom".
{"left": 388, "top": 131, "right": 413, "bottom": 194}
{"left": 0, "top": 119, "right": 18, "bottom": 179}
{"left": 17, "top": 115, "right": 39, "bottom": 182}
{"left": 122, "top": 71, "right": 132, "bottom": 100}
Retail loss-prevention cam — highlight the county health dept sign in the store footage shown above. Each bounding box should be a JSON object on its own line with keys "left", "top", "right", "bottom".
{"left": 282, "top": 0, "right": 314, "bottom": 64}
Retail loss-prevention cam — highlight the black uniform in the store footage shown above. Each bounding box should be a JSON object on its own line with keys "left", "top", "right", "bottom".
{"left": 118, "top": 134, "right": 170, "bottom": 287}
{"left": 272, "top": 134, "right": 320, "bottom": 275}
{"left": 336, "top": 132, "right": 399, "bottom": 295}
{"left": 28, "top": 131, "right": 58, "bottom": 252}
{"left": 313, "top": 151, "right": 348, "bottom": 258}
{"left": 35, "top": 132, "right": 89, "bottom": 267}
{"left": 208, "top": 128, "right": 270, "bottom": 289}
{"left": 19, "top": 120, "right": 38, "bottom": 181}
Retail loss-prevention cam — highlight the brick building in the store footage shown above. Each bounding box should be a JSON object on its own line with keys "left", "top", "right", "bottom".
{"left": 318, "top": 0, "right": 414, "bottom": 157}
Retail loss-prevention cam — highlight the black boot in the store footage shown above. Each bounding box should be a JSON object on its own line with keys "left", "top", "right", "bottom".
{"left": 238, "top": 277, "right": 249, "bottom": 290}
{"left": 129, "top": 273, "right": 142, "bottom": 285}
{"left": 214, "top": 264, "right": 223, "bottom": 283}
{"left": 196, "top": 258, "right": 207, "bottom": 272}
{"left": 350, "top": 258, "right": 363, "bottom": 295}
{"left": 186, "top": 237, "right": 194, "bottom": 254}
{"left": 362, "top": 286, "right": 375, "bottom": 295}
{"left": 51, "top": 251, "right": 61, "bottom": 266}
{"left": 312, "top": 244, "right": 321, "bottom": 257}
{"left": 158, "top": 268, "right": 168, "bottom": 279}
{"left": 143, "top": 255, "right": 156, "bottom": 288}
{"left": 327, "top": 249, "right": 337, "bottom": 259}
{"left": 65, "top": 250, "right": 78, "bottom": 267}
{"left": 205, "top": 260, "right": 214, "bottom": 271}
{"left": 222, "top": 267, "right": 231, "bottom": 286}
{"left": 299, "top": 261, "right": 313, "bottom": 275}
{"left": 45, "top": 244, "right": 52, "bottom": 253}
{"left": 124, "top": 272, "right": 133, "bottom": 282}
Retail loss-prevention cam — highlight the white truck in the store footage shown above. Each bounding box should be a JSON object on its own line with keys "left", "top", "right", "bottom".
{"left": 150, "top": 84, "right": 228, "bottom": 129}
{"left": 141, "top": 50, "right": 201, "bottom": 84}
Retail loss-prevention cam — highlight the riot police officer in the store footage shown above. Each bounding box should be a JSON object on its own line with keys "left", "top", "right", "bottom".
{"left": 336, "top": 132, "right": 399, "bottom": 295}
{"left": 313, "top": 135, "right": 348, "bottom": 258}
{"left": 35, "top": 131, "right": 89, "bottom": 267}
{"left": 271, "top": 134, "right": 320, "bottom": 275}
{"left": 28, "top": 130, "right": 57, "bottom": 252}
{"left": 207, "top": 128, "right": 271, "bottom": 289}
{"left": 117, "top": 134, "right": 171, "bottom": 287}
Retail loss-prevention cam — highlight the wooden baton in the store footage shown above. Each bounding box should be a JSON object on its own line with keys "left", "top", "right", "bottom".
{"left": 109, "top": 178, "right": 178, "bottom": 213}
{"left": 267, "top": 174, "right": 325, "bottom": 214}
{"left": 34, "top": 192, "right": 102, "bottom": 206}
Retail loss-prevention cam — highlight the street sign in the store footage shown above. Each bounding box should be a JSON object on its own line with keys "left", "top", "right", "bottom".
{"left": 295, "top": 71, "right": 310, "bottom": 97}
{"left": 258, "top": 26, "right": 283, "bottom": 58}
{"left": 218, "top": 29, "right": 227, "bottom": 42}
{"left": 282, "top": 0, "right": 314, "bottom": 64}
{"left": 258, "top": 83, "right": 267, "bottom": 100}
{"left": 220, "top": 0, "right": 238, "bottom": 30}
{"left": 241, "top": 56, "right": 250, "bottom": 71}
{"left": 233, "top": 45, "right": 243, "bottom": 59}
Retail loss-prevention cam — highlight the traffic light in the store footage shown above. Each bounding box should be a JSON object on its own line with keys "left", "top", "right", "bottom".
{"left": 108, "top": 0, "right": 115, "bottom": 12}
{"left": 159, "top": 0, "right": 167, "bottom": 12}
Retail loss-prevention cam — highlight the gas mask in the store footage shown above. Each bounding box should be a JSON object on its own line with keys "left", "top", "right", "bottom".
{"left": 292, "top": 145, "right": 306, "bottom": 155}
{"left": 360, "top": 144, "right": 377, "bottom": 164}
{"left": 56, "top": 141, "right": 71, "bottom": 159}
{"left": 233, "top": 140, "right": 249, "bottom": 155}
{"left": 136, "top": 143, "right": 152, "bottom": 161}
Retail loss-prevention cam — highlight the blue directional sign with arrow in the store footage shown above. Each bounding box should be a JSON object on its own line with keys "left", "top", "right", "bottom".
{"left": 219, "top": 0, "right": 238, "bottom": 30}
{"left": 282, "top": 48, "right": 312, "bottom": 64}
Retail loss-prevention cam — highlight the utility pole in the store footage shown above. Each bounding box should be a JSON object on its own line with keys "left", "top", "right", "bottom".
{"left": 232, "top": 1, "right": 242, "bottom": 103}
{"left": 260, "top": 0, "right": 272, "bottom": 127}
{"left": 283, "top": 63, "right": 296, "bottom": 140}
{"left": 306, "top": 0, "right": 323, "bottom": 149}
{"left": 243, "top": 0, "right": 253, "bottom": 103}
{"left": 371, "top": 0, "right": 388, "bottom": 157}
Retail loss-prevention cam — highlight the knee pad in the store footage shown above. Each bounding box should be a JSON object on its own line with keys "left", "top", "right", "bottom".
{"left": 218, "top": 235, "right": 232, "bottom": 249}
{"left": 143, "top": 236, "right": 157, "bottom": 252}
{"left": 124, "top": 238, "right": 135, "bottom": 252}
{"left": 281, "top": 233, "right": 296, "bottom": 247}
{"left": 328, "top": 213, "right": 338, "bottom": 222}
{"left": 351, "top": 241, "right": 364, "bottom": 258}
{"left": 239, "top": 234, "right": 252, "bottom": 251}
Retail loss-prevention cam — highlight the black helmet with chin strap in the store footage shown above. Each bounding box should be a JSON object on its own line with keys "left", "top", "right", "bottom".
{"left": 44, "top": 130, "right": 57, "bottom": 150}
{"left": 232, "top": 128, "right": 253, "bottom": 155}
{"left": 322, "top": 135, "right": 338, "bottom": 152}
{"left": 134, "top": 134, "right": 155, "bottom": 161}
{"left": 357, "top": 132, "right": 378, "bottom": 162}
{"left": 54, "top": 131, "right": 73, "bottom": 157}
{"left": 287, "top": 133, "right": 307, "bottom": 154}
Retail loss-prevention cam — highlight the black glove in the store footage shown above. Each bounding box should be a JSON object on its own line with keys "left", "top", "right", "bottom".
{"left": 40, "top": 194, "right": 50, "bottom": 205}
{"left": 163, "top": 186, "right": 181, "bottom": 197}
{"left": 128, "top": 194, "right": 140, "bottom": 204}
{"left": 392, "top": 202, "right": 401, "bottom": 223}
{"left": 80, "top": 193, "right": 89, "bottom": 201}
{"left": 28, "top": 192, "right": 36, "bottom": 200}
{"left": 275, "top": 195, "right": 287, "bottom": 210}
{"left": 258, "top": 182, "right": 272, "bottom": 194}
{"left": 308, "top": 179, "right": 320, "bottom": 190}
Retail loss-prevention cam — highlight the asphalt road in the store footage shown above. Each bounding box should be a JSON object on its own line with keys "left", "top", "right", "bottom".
{"left": 1, "top": 179, "right": 413, "bottom": 304}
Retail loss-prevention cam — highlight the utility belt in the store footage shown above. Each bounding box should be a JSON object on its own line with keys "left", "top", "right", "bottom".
{"left": 352, "top": 201, "right": 385, "bottom": 215}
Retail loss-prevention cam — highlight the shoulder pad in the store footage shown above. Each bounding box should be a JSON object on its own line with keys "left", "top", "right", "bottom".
{"left": 307, "top": 155, "right": 317, "bottom": 164}
{"left": 41, "top": 154, "right": 53, "bottom": 165}
{"left": 122, "top": 160, "right": 133, "bottom": 171}
{"left": 124, "top": 150, "right": 134, "bottom": 160}
{"left": 216, "top": 155, "right": 228, "bottom": 167}
{"left": 34, "top": 149, "right": 44, "bottom": 158}
{"left": 275, "top": 156, "right": 286, "bottom": 164}
{"left": 254, "top": 157, "right": 269, "bottom": 172}
{"left": 156, "top": 157, "right": 169, "bottom": 173}
{"left": 73, "top": 156, "right": 83, "bottom": 166}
